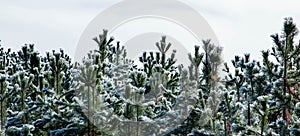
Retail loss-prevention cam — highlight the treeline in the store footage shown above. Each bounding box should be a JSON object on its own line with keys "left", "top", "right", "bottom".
{"left": 0, "top": 17, "right": 299, "bottom": 136}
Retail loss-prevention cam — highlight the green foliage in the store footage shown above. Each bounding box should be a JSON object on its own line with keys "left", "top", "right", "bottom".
{"left": 167, "top": 40, "right": 223, "bottom": 135}
{"left": 261, "top": 17, "right": 300, "bottom": 135}
{"left": 1, "top": 17, "right": 300, "bottom": 136}
{"left": 0, "top": 44, "right": 88, "bottom": 135}
{"left": 0, "top": 44, "right": 10, "bottom": 131}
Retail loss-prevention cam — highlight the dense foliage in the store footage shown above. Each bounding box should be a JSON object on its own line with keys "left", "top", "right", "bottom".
{"left": 0, "top": 45, "right": 88, "bottom": 135}
{"left": 0, "top": 17, "right": 299, "bottom": 135}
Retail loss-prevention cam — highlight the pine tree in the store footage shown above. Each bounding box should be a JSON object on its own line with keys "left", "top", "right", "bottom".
{"left": 219, "top": 17, "right": 300, "bottom": 135}
{"left": 5, "top": 45, "right": 37, "bottom": 135}
{"left": 77, "top": 30, "right": 182, "bottom": 135}
{"left": 0, "top": 44, "right": 10, "bottom": 133}
{"left": 221, "top": 54, "right": 269, "bottom": 135}
{"left": 75, "top": 54, "right": 100, "bottom": 135}
{"left": 2, "top": 17, "right": 300, "bottom": 136}
{"left": 262, "top": 17, "right": 300, "bottom": 135}
{"left": 1, "top": 44, "right": 87, "bottom": 135}
{"left": 167, "top": 40, "right": 223, "bottom": 135}
{"left": 75, "top": 30, "right": 132, "bottom": 135}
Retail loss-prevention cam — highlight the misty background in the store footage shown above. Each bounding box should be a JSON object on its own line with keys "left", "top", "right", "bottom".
{"left": 1, "top": 0, "right": 300, "bottom": 64}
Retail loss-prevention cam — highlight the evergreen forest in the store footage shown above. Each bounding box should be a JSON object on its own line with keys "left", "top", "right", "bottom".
{"left": 0, "top": 18, "right": 300, "bottom": 135}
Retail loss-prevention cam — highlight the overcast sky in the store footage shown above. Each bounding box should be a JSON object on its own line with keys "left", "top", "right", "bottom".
{"left": 1, "top": 0, "right": 300, "bottom": 64}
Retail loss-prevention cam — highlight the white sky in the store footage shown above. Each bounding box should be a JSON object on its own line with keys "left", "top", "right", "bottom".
{"left": 1, "top": 0, "right": 300, "bottom": 64}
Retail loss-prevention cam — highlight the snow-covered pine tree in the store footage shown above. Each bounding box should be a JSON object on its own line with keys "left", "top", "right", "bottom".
{"left": 221, "top": 54, "right": 270, "bottom": 135}
{"left": 5, "top": 45, "right": 38, "bottom": 135}
{"left": 121, "top": 36, "right": 180, "bottom": 135}
{"left": 191, "top": 40, "right": 223, "bottom": 135}
{"left": 201, "top": 39, "right": 223, "bottom": 91}
{"left": 76, "top": 30, "right": 182, "bottom": 135}
{"left": 262, "top": 17, "right": 300, "bottom": 135}
{"left": 1, "top": 44, "right": 87, "bottom": 135}
{"left": 167, "top": 40, "right": 223, "bottom": 135}
{"left": 219, "top": 17, "right": 300, "bottom": 135}
{"left": 75, "top": 30, "right": 132, "bottom": 135}
{"left": 74, "top": 53, "right": 100, "bottom": 135}
{"left": 134, "top": 36, "right": 181, "bottom": 135}
{"left": 170, "top": 45, "right": 204, "bottom": 135}
{"left": 0, "top": 44, "right": 10, "bottom": 133}
{"left": 43, "top": 49, "right": 87, "bottom": 135}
